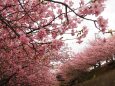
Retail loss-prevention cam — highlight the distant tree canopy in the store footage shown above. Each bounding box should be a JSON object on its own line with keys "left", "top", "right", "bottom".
{"left": 0, "top": 0, "right": 110, "bottom": 86}
{"left": 58, "top": 35, "right": 115, "bottom": 86}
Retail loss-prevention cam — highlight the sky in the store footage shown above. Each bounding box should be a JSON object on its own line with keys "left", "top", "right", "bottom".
{"left": 65, "top": 0, "right": 115, "bottom": 53}
{"left": 51, "top": 0, "right": 115, "bottom": 71}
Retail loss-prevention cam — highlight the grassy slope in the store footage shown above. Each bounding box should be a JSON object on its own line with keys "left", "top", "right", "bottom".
{"left": 77, "top": 69, "right": 115, "bottom": 86}
{"left": 77, "top": 62, "right": 115, "bottom": 86}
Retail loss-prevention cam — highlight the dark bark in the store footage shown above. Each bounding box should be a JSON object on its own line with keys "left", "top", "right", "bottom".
{"left": 0, "top": 73, "right": 17, "bottom": 86}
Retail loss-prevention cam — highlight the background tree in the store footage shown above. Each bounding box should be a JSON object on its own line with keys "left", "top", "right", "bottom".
{"left": 58, "top": 36, "right": 115, "bottom": 85}
{"left": 0, "top": 0, "right": 109, "bottom": 86}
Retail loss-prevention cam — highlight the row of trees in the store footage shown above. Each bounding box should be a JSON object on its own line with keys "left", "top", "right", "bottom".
{"left": 57, "top": 36, "right": 115, "bottom": 86}
{"left": 0, "top": 0, "right": 109, "bottom": 86}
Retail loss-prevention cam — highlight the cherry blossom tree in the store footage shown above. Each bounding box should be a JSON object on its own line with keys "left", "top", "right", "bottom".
{"left": 0, "top": 0, "right": 109, "bottom": 85}
{"left": 58, "top": 36, "right": 115, "bottom": 85}
{"left": 0, "top": 0, "right": 108, "bottom": 56}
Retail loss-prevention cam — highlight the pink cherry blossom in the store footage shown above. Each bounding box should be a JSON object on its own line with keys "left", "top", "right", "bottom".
{"left": 90, "top": 1, "right": 105, "bottom": 16}
{"left": 19, "top": 35, "right": 30, "bottom": 44}
{"left": 51, "top": 40, "right": 64, "bottom": 50}
{"left": 36, "top": 29, "right": 47, "bottom": 40}
{"left": 97, "top": 16, "right": 108, "bottom": 32}
{"left": 0, "top": 0, "right": 109, "bottom": 85}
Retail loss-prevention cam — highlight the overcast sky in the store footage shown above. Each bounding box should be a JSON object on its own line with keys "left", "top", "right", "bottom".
{"left": 65, "top": 0, "right": 115, "bottom": 53}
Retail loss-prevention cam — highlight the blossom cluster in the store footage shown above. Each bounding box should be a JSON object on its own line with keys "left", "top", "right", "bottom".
{"left": 59, "top": 36, "right": 115, "bottom": 83}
